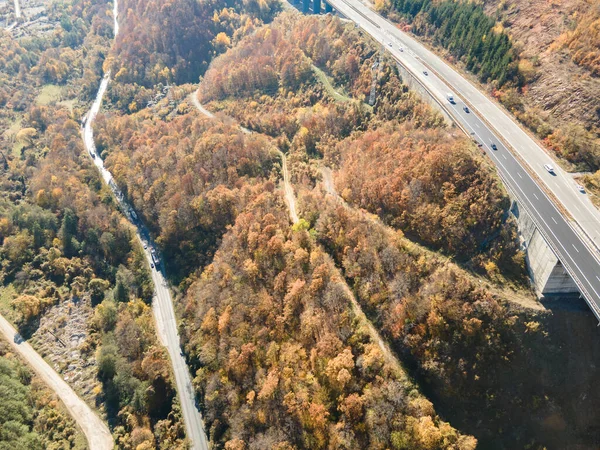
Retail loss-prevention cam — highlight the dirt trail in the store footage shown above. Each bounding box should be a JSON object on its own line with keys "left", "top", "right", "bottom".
{"left": 190, "top": 90, "right": 297, "bottom": 223}
{"left": 189, "top": 95, "right": 414, "bottom": 373}
{"left": 277, "top": 149, "right": 299, "bottom": 224}
{"left": 0, "top": 315, "right": 113, "bottom": 450}
{"left": 321, "top": 165, "right": 542, "bottom": 310}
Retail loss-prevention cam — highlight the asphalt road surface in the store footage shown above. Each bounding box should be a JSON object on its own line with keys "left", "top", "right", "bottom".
{"left": 325, "top": 0, "right": 600, "bottom": 319}
{"left": 0, "top": 315, "right": 113, "bottom": 450}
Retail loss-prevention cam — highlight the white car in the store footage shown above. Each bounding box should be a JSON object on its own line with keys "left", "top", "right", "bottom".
{"left": 576, "top": 184, "right": 585, "bottom": 193}
{"left": 388, "top": 42, "right": 393, "bottom": 47}
{"left": 544, "top": 164, "right": 555, "bottom": 174}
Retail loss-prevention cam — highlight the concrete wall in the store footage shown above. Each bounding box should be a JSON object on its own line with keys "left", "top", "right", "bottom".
{"left": 511, "top": 201, "right": 579, "bottom": 296}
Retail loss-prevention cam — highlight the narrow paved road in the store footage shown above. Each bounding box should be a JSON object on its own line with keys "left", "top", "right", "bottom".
{"left": 81, "top": 4, "right": 209, "bottom": 448}
{"left": 325, "top": 0, "right": 600, "bottom": 319}
{"left": 0, "top": 315, "right": 113, "bottom": 450}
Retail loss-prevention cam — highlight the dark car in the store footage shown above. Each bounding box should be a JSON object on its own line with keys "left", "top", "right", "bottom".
{"left": 463, "top": 106, "right": 470, "bottom": 113}
{"left": 423, "top": 70, "right": 428, "bottom": 76}
{"left": 490, "top": 143, "right": 497, "bottom": 150}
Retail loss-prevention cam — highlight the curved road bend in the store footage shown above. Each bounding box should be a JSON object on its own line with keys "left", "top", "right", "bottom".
{"left": 324, "top": 0, "right": 600, "bottom": 319}
{"left": 81, "top": 3, "right": 209, "bottom": 449}
{"left": 0, "top": 316, "right": 113, "bottom": 450}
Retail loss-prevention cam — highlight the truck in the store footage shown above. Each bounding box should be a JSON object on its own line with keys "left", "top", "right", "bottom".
{"left": 446, "top": 93, "right": 455, "bottom": 104}
{"left": 151, "top": 249, "right": 160, "bottom": 268}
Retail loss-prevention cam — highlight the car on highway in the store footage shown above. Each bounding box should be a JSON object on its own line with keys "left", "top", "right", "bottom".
{"left": 423, "top": 70, "right": 428, "bottom": 76}
{"left": 388, "top": 41, "right": 392, "bottom": 47}
{"left": 544, "top": 164, "right": 555, "bottom": 174}
{"left": 490, "top": 142, "right": 497, "bottom": 150}
{"left": 463, "top": 106, "right": 469, "bottom": 113}
{"left": 577, "top": 184, "right": 585, "bottom": 193}
{"left": 446, "top": 93, "right": 455, "bottom": 104}
{"left": 143, "top": 242, "right": 147, "bottom": 249}
{"left": 399, "top": 47, "right": 404, "bottom": 52}
{"left": 150, "top": 263, "right": 154, "bottom": 269}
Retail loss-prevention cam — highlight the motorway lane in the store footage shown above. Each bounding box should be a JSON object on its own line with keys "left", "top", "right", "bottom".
{"left": 329, "top": 0, "right": 600, "bottom": 252}
{"left": 325, "top": 0, "right": 600, "bottom": 318}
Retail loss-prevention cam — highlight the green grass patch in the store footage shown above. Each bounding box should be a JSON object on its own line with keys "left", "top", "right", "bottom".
{"left": 312, "top": 65, "right": 353, "bottom": 103}
{"left": 0, "top": 284, "right": 19, "bottom": 325}
{"left": 4, "top": 116, "right": 22, "bottom": 137}
{"left": 36, "top": 84, "right": 63, "bottom": 106}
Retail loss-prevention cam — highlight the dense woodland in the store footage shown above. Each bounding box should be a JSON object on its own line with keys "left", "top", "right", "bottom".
{"left": 180, "top": 191, "right": 476, "bottom": 449}
{"left": 107, "top": 0, "right": 281, "bottom": 107}
{"left": 0, "top": 0, "right": 186, "bottom": 447}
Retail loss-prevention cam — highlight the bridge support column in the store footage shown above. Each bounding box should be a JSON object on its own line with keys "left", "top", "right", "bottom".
{"left": 313, "top": 0, "right": 321, "bottom": 14}
{"left": 303, "top": 0, "right": 310, "bottom": 13}
{"left": 325, "top": 1, "right": 333, "bottom": 12}
{"left": 511, "top": 202, "right": 579, "bottom": 297}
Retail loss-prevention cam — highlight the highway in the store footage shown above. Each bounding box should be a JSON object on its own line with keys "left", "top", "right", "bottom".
{"left": 81, "top": 2, "right": 209, "bottom": 448}
{"left": 0, "top": 315, "right": 113, "bottom": 450}
{"left": 325, "top": 0, "right": 600, "bottom": 319}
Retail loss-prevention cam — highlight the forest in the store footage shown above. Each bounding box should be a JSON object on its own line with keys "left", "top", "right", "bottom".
{"left": 0, "top": 338, "right": 85, "bottom": 449}
{"left": 389, "top": 0, "right": 521, "bottom": 86}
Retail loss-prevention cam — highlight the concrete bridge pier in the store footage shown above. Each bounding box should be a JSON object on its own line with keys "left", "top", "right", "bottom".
{"left": 314, "top": 0, "right": 321, "bottom": 14}
{"left": 511, "top": 201, "right": 579, "bottom": 297}
{"left": 325, "top": 1, "right": 333, "bottom": 12}
{"left": 303, "top": 0, "right": 310, "bottom": 13}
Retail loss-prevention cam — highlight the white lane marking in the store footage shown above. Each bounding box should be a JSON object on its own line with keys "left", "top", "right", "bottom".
{"left": 596, "top": 276, "right": 600, "bottom": 282}
{"left": 475, "top": 122, "right": 481, "bottom": 129}
{"left": 573, "top": 244, "right": 580, "bottom": 253}
{"left": 517, "top": 172, "right": 523, "bottom": 179}
{"left": 552, "top": 217, "right": 557, "bottom": 224}
{"left": 533, "top": 193, "right": 539, "bottom": 200}
{"left": 461, "top": 119, "right": 600, "bottom": 304}
{"left": 502, "top": 154, "right": 507, "bottom": 160}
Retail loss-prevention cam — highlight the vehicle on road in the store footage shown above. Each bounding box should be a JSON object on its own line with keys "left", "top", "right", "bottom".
{"left": 388, "top": 41, "right": 392, "bottom": 47}
{"left": 143, "top": 242, "right": 147, "bottom": 249}
{"left": 399, "top": 47, "right": 403, "bottom": 52}
{"left": 423, "top": 70, "right": 428, "bottom": 76}
{"left": 150, "top": 263, "right": 154, "bottom": 269}
{"left": 446, "top": 92, "right": 455, "bottom": 103}
{"left": 463, "top": 106, "right": 469, "bottom": 113}
{"left": 151, "top": 249, "right": 160, "bottom": 268}
{"left": 490, "top": 142, "right": 497, "bottom": 150}
{"left": 577, "top": 184, "right": 585, "bottom": 193}
{"left": 544, "top": 164, "right": 555, "bottom": 174}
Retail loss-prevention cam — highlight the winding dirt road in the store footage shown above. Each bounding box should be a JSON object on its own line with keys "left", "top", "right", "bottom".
{"left": 190, "top": 90, "right": 298, "bottom": 224}
{"left": 0, "top": 315, "right": 113, "bottom": 450}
